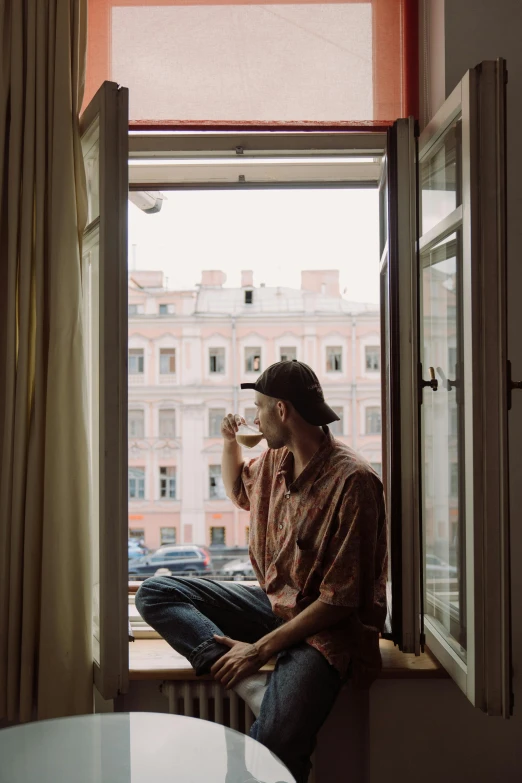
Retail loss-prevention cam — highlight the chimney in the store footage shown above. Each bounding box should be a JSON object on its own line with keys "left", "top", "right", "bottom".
{"left": 200, "top": 270, "right": 227, "bottom": 287}
{"left": 241, "top": 270, "right": 254, "bottom": 288}
{"left": 301, "top": 270, "right": 340, "bottom": 298}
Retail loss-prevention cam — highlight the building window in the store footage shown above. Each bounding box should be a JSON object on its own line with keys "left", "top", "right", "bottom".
{"left": 209, "top": 409, "right": 226, "bottom": 437}
{"left": 128, "top": 409, "right": 145, "bottom": 438}
{"left": 365, "top": 346, "right": 380, "bottom": 371}
{"left": 209, "top": 347, "right": 226, "bottom": 374}
{"left": 244, "top": 290, "right": 253, "bottom": 305}
{"left": 329, "top": 407, "right": 344, "bottom": 436}
{"left": 128, "top": 304, "right": 138, "bottom": 315}
{"left": 160, "top": 466, "right": 177, "bottom": 499}
{"left": 159, "top": 303, "right": 175, "bottom": 315}
{"left": 159, "top": 408, "right": 176, "bottom": 438}
{"left": 160, "top": 348, "right": 176, "bottom": 374}
{"left": 365, "top": 406, "right": 382, "bottom": 435}
{"left": 129, "top": 527, "right": 145, "bottom": 541}
{"left": 244, "top": 407, "right": 257, "bottom": 427}
{"left": 209, "top": 465, "right": 226, "bottom": 499}
{"left": 280, "top": 346, "right": 297, "bottom": 362}
{"left": 129, "top": 348, "right": 144, "bottom": 374}
{"left": 371, "top": 462, "right": 382, "bottom": 477}
{"left": 326, "top": 346, "right": 342, "bottom": 372}
{"left": 245, "top": 347, "right": 261, "bottom": 373}
{"left": 129, "top": 467, "right": 145, "bottom": 499}
{"left": 210, "top": 526, "right": 226, "bottom": 546}
{"left": 160, "top": 527, "right": 177, "bottom": 545}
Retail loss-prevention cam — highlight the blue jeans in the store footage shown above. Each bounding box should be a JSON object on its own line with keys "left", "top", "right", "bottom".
{"left": 135, "top": 576, "right": 344, "bottom": 783}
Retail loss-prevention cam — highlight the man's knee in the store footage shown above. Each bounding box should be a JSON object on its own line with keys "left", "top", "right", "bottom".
{"left": 135, "top": 576, "right": 178, "bottom": 620}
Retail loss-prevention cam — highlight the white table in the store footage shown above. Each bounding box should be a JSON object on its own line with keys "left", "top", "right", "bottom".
{"left": 0, "top": 712, "right": 296, "bottom": 783}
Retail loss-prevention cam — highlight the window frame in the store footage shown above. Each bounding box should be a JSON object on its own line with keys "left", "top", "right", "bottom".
{"left": 159, "top": 466, "right": 177, "bottom": 500}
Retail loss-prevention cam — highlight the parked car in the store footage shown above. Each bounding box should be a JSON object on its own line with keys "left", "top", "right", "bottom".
{"left": 425, "top": 554, "right": 458, "bottom": 580}
{"left": 128, "top": 539, "right": 148, "bottom": 561}
{"left": 129, "top": 545, "right": 212, "bottom": 578}
{"left": 220, "top": 558, "right": 256, "bottom": 581}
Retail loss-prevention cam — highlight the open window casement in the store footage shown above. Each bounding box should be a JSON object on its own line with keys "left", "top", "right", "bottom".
{"left": 80, "top": 81, "right": 129, "bottom": 700}
{"left": 384, "top": 60, "right": 511, "bottom": 716}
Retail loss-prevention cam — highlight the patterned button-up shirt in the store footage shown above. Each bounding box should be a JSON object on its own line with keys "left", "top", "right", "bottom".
{"left": 232, "top": 427, "right": 388, "bottom": 681}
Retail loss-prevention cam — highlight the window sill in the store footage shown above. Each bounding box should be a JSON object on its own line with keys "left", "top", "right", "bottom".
{"left": 129, "top": 638, "right": 447, "bottom": 682}
{"left": 128, "top": 584, "right": 448, "bottom": 682}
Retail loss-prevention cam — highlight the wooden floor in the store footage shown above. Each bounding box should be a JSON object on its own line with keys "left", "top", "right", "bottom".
{"left": 129, "top": 638, "right": 448, "bottom": 681}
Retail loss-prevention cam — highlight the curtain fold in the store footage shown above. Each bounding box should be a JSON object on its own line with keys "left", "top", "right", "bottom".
{"left": 0, "top": 0, "right": 92, "bottom": 723}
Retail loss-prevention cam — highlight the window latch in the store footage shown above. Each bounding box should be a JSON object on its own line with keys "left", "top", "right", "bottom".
{"left": 507, "top": 360, "right": 522, "bottom": 410}
{"left": 420, "top": 365, "right": 438, "bottom": 392}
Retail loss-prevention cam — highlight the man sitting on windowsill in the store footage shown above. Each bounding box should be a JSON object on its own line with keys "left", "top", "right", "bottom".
{"left": 136, "top": 360, "right": 387, "bottom": 783}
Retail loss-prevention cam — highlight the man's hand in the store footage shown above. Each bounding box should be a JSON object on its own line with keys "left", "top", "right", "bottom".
{"left": 210, "top": 635, "right": 270, "bottom": 688}
{"left": 221, "top": 413, "right": 245, "bottom": 442}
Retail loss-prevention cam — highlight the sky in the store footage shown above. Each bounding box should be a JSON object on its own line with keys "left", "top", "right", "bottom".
{"left": 128, "top": 187, "right": 380, "bottom": 304}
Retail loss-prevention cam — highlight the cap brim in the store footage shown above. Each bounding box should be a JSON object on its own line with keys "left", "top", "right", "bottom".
{"left": 292, "top": 399, "right": 341, "bottom": 426}
{"left": 240, "top": 383, "right": 257, "bottom": 390}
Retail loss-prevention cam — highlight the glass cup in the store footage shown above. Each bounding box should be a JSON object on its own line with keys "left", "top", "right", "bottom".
{"left": 235, "top": 423, "right": 264, "bottom": 448}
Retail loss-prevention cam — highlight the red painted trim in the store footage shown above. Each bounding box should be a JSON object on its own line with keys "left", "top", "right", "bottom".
{"left": 85, "top": 0, "right": 419, "bottom": 121}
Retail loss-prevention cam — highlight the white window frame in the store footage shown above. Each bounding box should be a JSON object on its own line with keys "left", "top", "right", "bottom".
{"left": 361, "top": 336, "right": 381, "bottom": 376}
{"left": 159, "top": 466, "right": 177, "bottom": 500}
{"left": 158, "top": 406, "right": 177, "bottom": 439}
{"left": 324, "top": 341, "right": 346, "bottom": 375}
{"left": 208, "top": 407, "right": 227, "bottom": 438}
{"left": 128, "top": 407, "right": 145, "bottom": 439}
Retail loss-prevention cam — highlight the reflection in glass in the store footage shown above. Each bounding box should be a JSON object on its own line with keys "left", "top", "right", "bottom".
{"left": 82, "top": 232, "right": 101, "bottom": 664}
{"left": 421, "top": 232, "right": 466, "bottom": 660}
{"left": 81, "top": 118, "right": 101, "bottom": 224}
{"left": 420, "top": 122, "right": 461, "bottom": 235}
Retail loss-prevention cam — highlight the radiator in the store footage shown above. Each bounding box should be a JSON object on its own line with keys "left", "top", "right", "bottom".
{"left": 160, "top": 681, "right": 317, "bottom": 782}
{"left": 161, "top": 681, "right": 255, "bottom": 735}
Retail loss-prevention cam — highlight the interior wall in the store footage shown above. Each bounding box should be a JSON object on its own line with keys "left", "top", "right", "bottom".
{"left": 370, "top": 3, "right": 522, "bottom": 781}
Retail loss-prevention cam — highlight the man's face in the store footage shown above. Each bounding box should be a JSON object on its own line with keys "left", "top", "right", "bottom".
{"left": 254, "top": 392, "right": 288, "bottom": 450}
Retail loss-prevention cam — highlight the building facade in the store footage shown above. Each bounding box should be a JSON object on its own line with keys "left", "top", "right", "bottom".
{"left": 128, "top": 269, "right": 382, "bottom": 550}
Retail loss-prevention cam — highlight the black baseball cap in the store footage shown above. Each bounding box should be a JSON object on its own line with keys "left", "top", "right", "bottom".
{"left": 241, "top": 360, "right": 340, "bottom": 426}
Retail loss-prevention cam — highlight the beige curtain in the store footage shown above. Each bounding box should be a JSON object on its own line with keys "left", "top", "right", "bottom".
{"left": 0, "top": 0, "right": 92, "bottom": 722}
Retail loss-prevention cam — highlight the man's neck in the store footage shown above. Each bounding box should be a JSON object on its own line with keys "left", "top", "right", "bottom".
{"left": 286, "top": 427, "right": 327, "bottom": 482}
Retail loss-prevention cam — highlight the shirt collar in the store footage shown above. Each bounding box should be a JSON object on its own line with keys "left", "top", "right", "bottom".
{"left": 277, "top": 426, "right": 334, "bottom": 491}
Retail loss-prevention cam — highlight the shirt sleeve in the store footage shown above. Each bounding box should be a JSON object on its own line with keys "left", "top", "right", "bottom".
{"left": 230, "top": 451, "right": 269, "bottom": 511}
{"left": 319, "top": 469, "right": 387, "bottom": 609}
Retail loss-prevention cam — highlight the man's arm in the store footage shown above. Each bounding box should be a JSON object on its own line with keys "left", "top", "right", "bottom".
{"left": 221, "top": 414, "right": 245, "bottom": 499}
{"left": 211, "top": 599, "right": 352, "bottom": 688}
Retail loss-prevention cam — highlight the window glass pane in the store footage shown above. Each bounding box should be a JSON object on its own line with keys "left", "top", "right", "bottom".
{"left": 160, "top": 348, "right": 176, "bottom": 374}
{"left": 129, "top": 527, "right": 144, "bottom": 541}
{"left": 209, "top": 465, "right": 226, "bottom": 499}
{"left": 329, "top": 407, "right": 344, "bottom": 436}
{"left": 128, "top": 304, "right": 138, "bottom": 315}
{"left": 160, "top": 527, "right": 177, "bottom": 545}
{"left": 420, "top": 121, "right": 461, "bottom": 235}
{"left": 280, "top": 347, "right": 297, "bottom": 362}
{"left": 209, "top": 408, "right": 226, "bottom": 437}
{"left": 365, "top": 345, "right": 380, "bottom": 371}
{"left": 210, "top": 526, "right": 226, "bottom": 546}
{"left": 159, "top": 409, "right": 176, "bottom": 438}
{"left": 209, "top": 347, "right": 226, "bottom": 374}
{"left": 421, "top": 231, "right": 466, "bottom": 660}
{"left": 129, "top": 467, "right": 145, "bottom": 499}
{"left": 159, "top": 466, "right": 177, "bottom": 499}
{"left": 128, "top": 409, "right": 145, "bottom": 438}
{"left": 245, "top": 347, "right": 261, "bottom": 373}
{"left": 326, "top": 346, "right": 342, "bottom": 372}
{"left": 129, "top": 348, "right": 144, "bottom": 374}
{"left": 365, "top": 406, "right": 381, "bottom": 434}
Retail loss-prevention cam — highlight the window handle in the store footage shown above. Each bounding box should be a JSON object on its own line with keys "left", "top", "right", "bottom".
{"left": 436, "top": 366, "right": 458, "bottom": 391}
{"left": 421, "top": 365, "right": 438, "bottom": 391}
